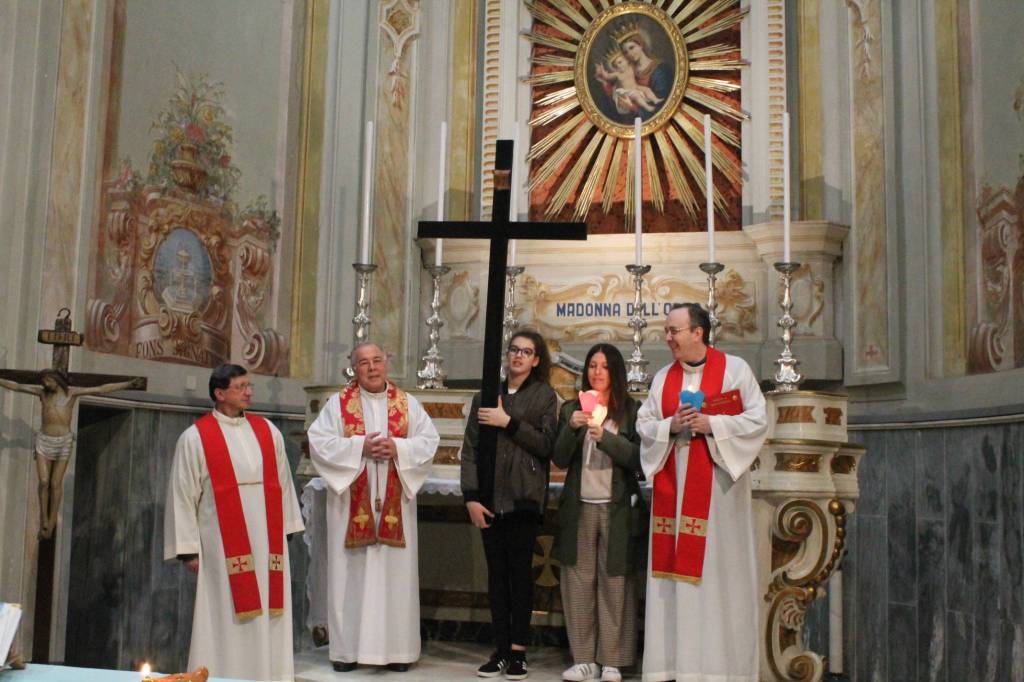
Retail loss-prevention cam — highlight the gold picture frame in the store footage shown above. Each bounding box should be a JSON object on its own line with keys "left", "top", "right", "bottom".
{"left": 575, "top": 3, "right": 689, "bottom": 139}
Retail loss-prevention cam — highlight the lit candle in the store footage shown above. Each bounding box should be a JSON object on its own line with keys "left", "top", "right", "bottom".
{"left": 360, "top": 120, "right": 375, "bottom": 264}
{"left": 704, "top": 114, "right": 715, "bottom": 263}
{"left": 782, "top": 111, "right": 791, "bottom": 263}
{"left": 140, "top": 662, "right": 152, "bottom": 680}
{"left": 509, "top": 127, "right": 519, "bottom": 266}
{"left": 435, "top": 121, "right": 447, "bottom": 267}
{"left": 634, "top": 117, "right": 642, "bottom": 265}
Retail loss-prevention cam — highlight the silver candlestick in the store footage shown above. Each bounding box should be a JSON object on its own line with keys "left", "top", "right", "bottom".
{"left": 699, "top": 261, "right": 725, "bottom": 347}
{"left": 773, "top": 261, "right": 804, "bottom": 391}
{"left": 417, "top": 264, "right": 450, "bottom": 389}
{"left": 346, "top": 262, "right": 377, "bottom": 379}
{"left": 625, "top": 263, "right": 652, "bottom": 391}
{"left": 501, "top": 266, "right": 526, "bottom": 380}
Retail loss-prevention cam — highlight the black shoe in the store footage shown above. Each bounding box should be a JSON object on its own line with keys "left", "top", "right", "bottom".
{"left": 505, "top": 653, "right": 528, "bottom": 680}
{"left": 477, "top": 652, "right": 510, "bottom": 678}
{"left": 312, "top": 625, "right": 329, "bottom": 647}
{"left": 387, "top": 663, "right": 410, "bottom": 672}
{"left": 332, "top": 660, "right": 357, "bottom": 672}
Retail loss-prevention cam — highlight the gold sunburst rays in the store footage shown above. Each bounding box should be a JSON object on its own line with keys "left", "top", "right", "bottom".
{"left": 544, "top": 0, "right": 590, "bottom": 30}
{"left": 572, "top": 133, "right": 615, "bottom": 220}
{"left": 522, "top": 70, "right": 576, "bottom": 86}
{"left": 529, "top": 98, "right": 581, "bottom": 127}
{"left": 689, "top": 43, "right": 741, "bottom": 60}
{"left": 666, "top": 124, "right": 731, "bottom": 214}
{"left": 524, "top": 31, "right": 578, "bottom": 53}
{"left": 531, "top": 54, "right": 575, "bottom": 68}
{"left": 528, "top": 111, "right": 587, "bottom": 160}
{"left": 526, "top": 3, "right": 585, "bottom": 41}
{"left": 527, "top": 119, "right": 595, "bottom": 193}
{"left": 654, "top": 129, "right": 699, "bottom": 219}
{"left": 601, "top": 139, "right": 625, "bottom": 213}
{"left": 685, "top": 7, "right": 747, "bottom": 44}
{"left": 545, "top": 130, "right": 605, "bottom": 218}
{"left": 525, "top": 0, "right": 744, "bottom": 229}
{"left": 681, "top": 0, "right": 737, "bottom": 35}
{"left": 536, "top": 85, "right": 578, "bottom": 107}
{"left": 673, "top": 111, "right": 742, "bottom": 188}
{"left": 689, "top": 76, "right": 741, "bottom": 93}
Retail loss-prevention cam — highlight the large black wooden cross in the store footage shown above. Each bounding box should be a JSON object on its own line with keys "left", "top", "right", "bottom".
{"left": 418, "top": 140, "right": 587, "bottom": 498}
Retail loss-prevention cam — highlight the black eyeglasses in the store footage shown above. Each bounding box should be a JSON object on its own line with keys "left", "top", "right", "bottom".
{"left": 507, "top": 345, "right": 536, "bottom": 357}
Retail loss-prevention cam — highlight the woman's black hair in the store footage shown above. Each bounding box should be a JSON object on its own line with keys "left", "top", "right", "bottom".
{"left": 580, "top": 343, "right": 629, "bottom": 423}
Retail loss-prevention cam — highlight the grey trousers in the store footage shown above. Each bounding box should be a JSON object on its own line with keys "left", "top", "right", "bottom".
{"left": 560, "top": 502, "right": 637, "bottom": 667}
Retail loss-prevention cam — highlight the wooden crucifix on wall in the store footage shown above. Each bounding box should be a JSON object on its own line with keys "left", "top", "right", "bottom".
{"left": 417, "top": 140, "right": 588, "bottom": 506}
{"left": 0, "top": 309, "right": 148, "bottom": 539}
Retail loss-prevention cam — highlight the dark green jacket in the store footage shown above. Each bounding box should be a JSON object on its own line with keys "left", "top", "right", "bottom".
{"left": 461, "top": 376, "right": 558, "bottom": 516}
{"left": 552, "top": 397, "right": 647, "bottom": 576}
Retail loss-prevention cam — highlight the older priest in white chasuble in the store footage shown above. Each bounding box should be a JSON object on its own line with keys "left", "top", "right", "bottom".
{"left": 307, "top": 342, "right": 440, "bottom": 672}
{"left": 164, "top": 364, "right": 305, "bottom": 682}
{"left": 636, "top": 303, "right": 767, "bottom": 682}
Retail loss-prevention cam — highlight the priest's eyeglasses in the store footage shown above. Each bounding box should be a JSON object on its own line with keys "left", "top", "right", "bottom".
{"left": 507, "top": 345, "right": 536, "bottom": 357}
{"left": 663, "top": 325, "right": 697, "bottom": 337}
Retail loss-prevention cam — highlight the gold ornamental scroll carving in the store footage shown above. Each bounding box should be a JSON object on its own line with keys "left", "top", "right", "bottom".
{"left": 764, "top": 499, "right": 848, "bottom": 682}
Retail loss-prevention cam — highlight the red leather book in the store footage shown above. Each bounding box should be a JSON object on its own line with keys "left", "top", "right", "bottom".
{"left": 702, "top": 389, "right": 743, "bottom": 416}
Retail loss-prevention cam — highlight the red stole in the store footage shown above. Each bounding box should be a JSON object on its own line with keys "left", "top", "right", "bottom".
{"left": 651, "top": 347, "right": 727, "bottom": 583}
{"left": 195, "top": 412, "right": 285, "bottom": 618}
{"left": 339, "top": 382, "right": 410, "bottom": 548}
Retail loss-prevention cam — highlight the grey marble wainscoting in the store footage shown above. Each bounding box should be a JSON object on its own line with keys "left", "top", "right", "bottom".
{"left": 801, "top": 419, "right": 1024, "bottom": 682}
{"left": 65, "top": 404, "right": 309, "bottom": 673}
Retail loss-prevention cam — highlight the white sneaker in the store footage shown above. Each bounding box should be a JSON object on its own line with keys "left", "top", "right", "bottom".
{"left": 600, "top": 666, "right": 622, "bottom": 682}
{"left": 562, "top": 662, "right": 600, "bottom": 681}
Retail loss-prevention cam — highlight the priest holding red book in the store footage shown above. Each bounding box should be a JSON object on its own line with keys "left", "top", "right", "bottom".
{"left": 164, "top": 364, "right": 305, "bottom": 682}
{"left": 636, "top": 303, "right": 768, "bottom": 682}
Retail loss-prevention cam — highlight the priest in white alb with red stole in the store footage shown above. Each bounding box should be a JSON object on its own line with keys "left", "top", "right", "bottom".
{"left": 164, "top": 364, "right": 304, "bottom": 682}
{"left": 636, "top": 303, "right": 767, "bottom": 682}
{"left": 307, "top": 342, "right": 439, "bottom": 672}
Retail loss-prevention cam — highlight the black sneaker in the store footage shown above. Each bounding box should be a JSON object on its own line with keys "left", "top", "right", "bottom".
{"left": 505, "top": 652, "right": 528, "bottom": 680}
{"left": 477, "top": 652, "right": 510, "bottom": 678}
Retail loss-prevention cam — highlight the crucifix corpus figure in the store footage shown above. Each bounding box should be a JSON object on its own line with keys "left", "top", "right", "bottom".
{"left": 0, "top": 309, "right": 146, "bottom": 538}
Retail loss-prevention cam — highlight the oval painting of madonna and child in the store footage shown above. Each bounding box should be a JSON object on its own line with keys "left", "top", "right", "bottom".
{"left": 577, "top": 5, "right": 689, "bottom": 137}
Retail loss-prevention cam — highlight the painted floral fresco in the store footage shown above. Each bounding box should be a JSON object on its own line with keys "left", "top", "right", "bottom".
{"left": 82, "top": 0, "right": 309, "bottom": 375}
{"left": 147, "top": 69, "right": 242, "bottom": 203}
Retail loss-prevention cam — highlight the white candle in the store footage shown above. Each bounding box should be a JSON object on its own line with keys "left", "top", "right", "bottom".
{"left": 704, "top": 114, "right": 715, "bottom": 263}
{"left": 634, "top": 117, "right": 642, "bottom": 265}
{"left": 782, "top": 111, "right": 791, "bottom": 263}
{"left": 360, "top": 120, "right": 375, "bottom": 264}
{"left": 509, "top": 127, "right": 519, "bottom": 266}
{"left": 435, "top": 121, "right": 447, "bottom": 266}
{"left": 140, "top": 663, "right": 151, "bottom": 680}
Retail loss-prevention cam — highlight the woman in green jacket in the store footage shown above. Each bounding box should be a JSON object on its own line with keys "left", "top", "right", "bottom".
{"left": 553, "top": 344, "right": 645, "bottom": 682}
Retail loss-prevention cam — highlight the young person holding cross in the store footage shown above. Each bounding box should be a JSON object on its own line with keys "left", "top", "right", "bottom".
{"left": 461, "top": 329, "right": 558, "bottom": 681}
